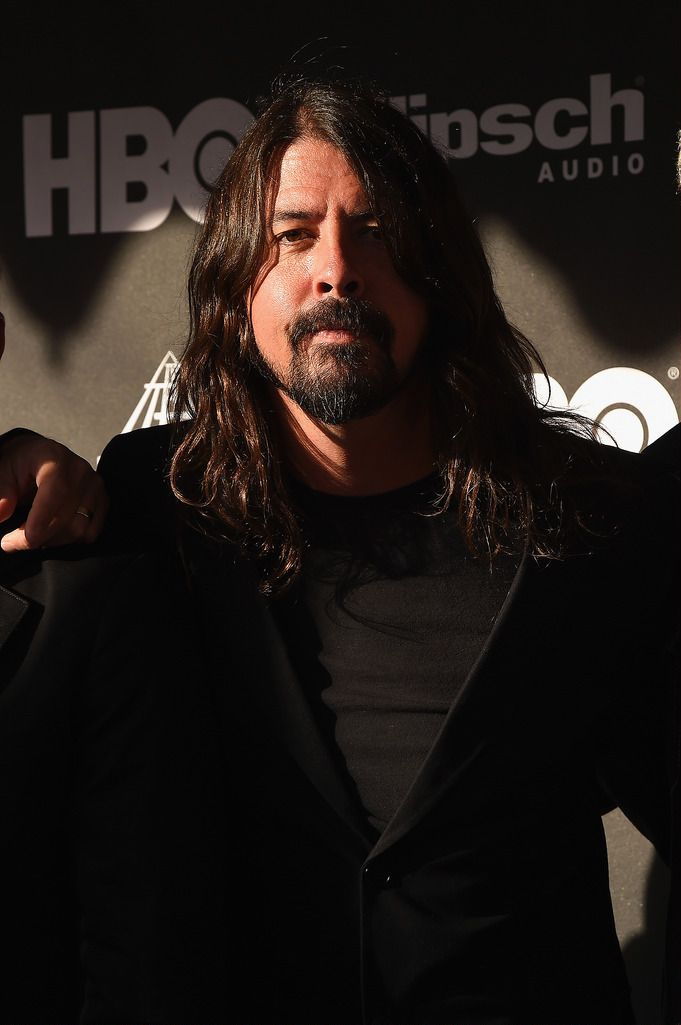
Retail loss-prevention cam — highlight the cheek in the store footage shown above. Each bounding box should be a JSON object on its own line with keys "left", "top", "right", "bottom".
{"left": 250, "top": 273, "right": 297, "bottom": 363}
{"left": 253, "top": 264, "right": 300, "bottom": 325}
{"left": 370, "top": 265, "right": 428, "bottom": 352}
{"left": 392, "top": 293, "right": 429, "bottom": 361}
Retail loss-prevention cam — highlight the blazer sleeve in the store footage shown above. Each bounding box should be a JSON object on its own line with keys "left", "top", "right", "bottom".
{"left": 74, "top": 548, "right": 226, "bottom": 1024}
{"left": 593, "top": 449, "right": 679, "bottom": 856}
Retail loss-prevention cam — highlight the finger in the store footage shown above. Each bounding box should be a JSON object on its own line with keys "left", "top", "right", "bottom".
{"left": 2, "top": 500, "right": 92, "bottom": 550}
{"left": 58, "top": 499, "right": 96, "bottom": 545}
{"left": 39, "top": 469, "right": 108, "bottom": 546}
{"left": 0, "top": 438, "right": 103, "bottom": 549}
{"left": 0, "top": 523, "right": 32, "bottom": 552}
{"left": 78, "top": 475, "right": 109, "bottom": 543}
{"left": 1, "top": 513, "right": 90, "bottom": 550}
{"left": 30, "top": 449, "right": 100, "bottom": 545}
{"left": 22, "top": 466, "right": 80, "bottom": 548}
{"left": 20, "top": 470, "right": 109, "bottom": 549}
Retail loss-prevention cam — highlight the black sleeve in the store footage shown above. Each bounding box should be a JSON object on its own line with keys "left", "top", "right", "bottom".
{"left": 74, "top": 549, "right": 227, "bottom": 1024}
{"left": 594, "top": 459, "right": 679, "bottom": 859}
{"left": 592, "top": 457, "right": 680, "bottom": 1024}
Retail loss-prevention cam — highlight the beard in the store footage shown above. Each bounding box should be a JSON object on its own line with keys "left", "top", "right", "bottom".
{"left": 250, "top": 297, "right": 402, "bottom": 426}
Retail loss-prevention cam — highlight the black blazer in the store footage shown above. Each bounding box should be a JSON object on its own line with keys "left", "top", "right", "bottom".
{"left": 92, "top": 424, "right": 680, "bottom": 1025}
{"left": 0, "top": 531, "right": 224, "bottom": 1024}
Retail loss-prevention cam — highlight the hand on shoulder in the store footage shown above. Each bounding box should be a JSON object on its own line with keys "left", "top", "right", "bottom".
{"left": 0, "top": 429, "right": 108, "bottom": 551}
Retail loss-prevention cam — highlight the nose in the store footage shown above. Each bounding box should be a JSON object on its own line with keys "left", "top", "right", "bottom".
{"left": 312, "top": 229, "right": 364, "bottom": 298}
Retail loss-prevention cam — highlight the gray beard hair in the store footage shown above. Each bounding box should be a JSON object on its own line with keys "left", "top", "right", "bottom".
{"left": 252, "top": 338, "right": 400, "bottom": 426}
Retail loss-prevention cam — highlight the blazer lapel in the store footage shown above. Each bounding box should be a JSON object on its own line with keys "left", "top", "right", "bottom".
{"left": 370, "top": 547, "right": 534, "bottom": 859}
{"left": 186, "top": 539, "right": 374, "bottom": 847}
{"left": 370, "top": 531, "right": 624, "bottom": 862}
{"left": 185, "top": 531, "right": 589, "bottom": 861}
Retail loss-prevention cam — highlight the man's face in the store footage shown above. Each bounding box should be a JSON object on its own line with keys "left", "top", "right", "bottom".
{"left": 248, "top": 137, "right": 429, "bottom": 425}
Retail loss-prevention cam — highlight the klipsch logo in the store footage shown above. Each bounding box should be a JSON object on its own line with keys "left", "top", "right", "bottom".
{"left": 392, "top": 73, "right": 644, "bottom": 185}
{"left": 22, "top": 74, "right": 644, "bottom": 237}
{"left": 123, "top": 353, "right": 677, "bottom": 454}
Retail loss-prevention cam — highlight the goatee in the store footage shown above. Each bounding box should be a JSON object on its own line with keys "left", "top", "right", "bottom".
{"left": 250, "top": 297, "right": 399, "bottom": 425}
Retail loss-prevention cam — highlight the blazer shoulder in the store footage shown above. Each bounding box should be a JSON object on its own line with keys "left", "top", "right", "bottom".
{"left": 585, "top": 431, "right": 679, "bottom": 503}
{"left": 634, "top": 430, "right": 680, "bottom": 543}
{"left": 554, "top": 431, "right": 678, "bottom": 564}
{"left": 594, "top": 434, "right": 680, "bottom": 597}
{"left": 98, "top": 423, "right": 190, "bottom": 547}
{"left": 641, "top": 422, "right": 680, "bottom": 478}
{"left": 98, "top": 422, "right": 188, "bottom": 478}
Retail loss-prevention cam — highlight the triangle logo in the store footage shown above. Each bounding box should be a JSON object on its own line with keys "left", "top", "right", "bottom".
{"left": 121, "top": 351, "right": 179, "bottom": 433}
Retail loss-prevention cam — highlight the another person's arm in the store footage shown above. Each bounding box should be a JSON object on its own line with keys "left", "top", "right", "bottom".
{"left": 0, "top": 429, "right": 108, "bottom": 550}
{"left": 0, "top": 311, "right": 107, "bottom": 550}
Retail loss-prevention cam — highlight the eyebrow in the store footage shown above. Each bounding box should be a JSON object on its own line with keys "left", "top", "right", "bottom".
{"left": 271, "top": 208, "right": 377, "bottom": 226}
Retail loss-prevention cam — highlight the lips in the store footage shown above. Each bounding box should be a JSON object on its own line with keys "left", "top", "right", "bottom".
{"left": 308, "top": 328, "right": 359, "bottom": 345}
{"left": 287, "top": 297, "right": 394, "bottom": 355}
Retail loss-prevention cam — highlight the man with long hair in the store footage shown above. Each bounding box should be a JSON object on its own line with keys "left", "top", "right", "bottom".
{"left": 164, "top": 76, "right": 613, "bottom": 586}
{"left": 2, "top": 76, "right": 679, "bottom": 1023}
{"left": 95, "top": 75, "right": 679, "bottom": 1025}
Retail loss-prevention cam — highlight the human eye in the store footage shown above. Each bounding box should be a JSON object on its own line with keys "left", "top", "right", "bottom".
{"left": 274, "top": 227, "right": 310, "bottom": 245}
{"left": 362, "top": 222, "right": 384, "bottom": 242}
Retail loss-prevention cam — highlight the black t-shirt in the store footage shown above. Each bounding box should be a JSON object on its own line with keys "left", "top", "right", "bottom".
{"left": 272, "top": 475, "right": 519, "bottom": 833}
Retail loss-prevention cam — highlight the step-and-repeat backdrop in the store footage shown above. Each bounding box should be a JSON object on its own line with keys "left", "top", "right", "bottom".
{"left": 1, "top": 3, "right": 678, "bottom": 1022}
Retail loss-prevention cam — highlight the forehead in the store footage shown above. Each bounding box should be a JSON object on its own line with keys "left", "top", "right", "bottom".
{"left": 269, "top": 137, "right": 368, "bottom": 217}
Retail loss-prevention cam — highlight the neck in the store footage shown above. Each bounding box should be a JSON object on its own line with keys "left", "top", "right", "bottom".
{"left": 270, "top": 377, "right": 437, "bottom": 495}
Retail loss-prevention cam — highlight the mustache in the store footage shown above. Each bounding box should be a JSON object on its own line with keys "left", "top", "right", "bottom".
{"left": 286, "top": 298, "right": 394, "bottom": 352}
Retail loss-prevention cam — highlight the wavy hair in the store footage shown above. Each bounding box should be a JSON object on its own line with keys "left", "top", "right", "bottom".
{"left": 170, "top": 74, "right": 606, "bottom": 594}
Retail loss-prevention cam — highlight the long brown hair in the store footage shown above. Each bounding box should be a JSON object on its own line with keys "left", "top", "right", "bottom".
{"left": 170, "top": 74, "right": 606, "bottom": 594}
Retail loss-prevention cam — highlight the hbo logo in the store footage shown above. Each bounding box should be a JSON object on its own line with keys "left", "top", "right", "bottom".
{"left": 23, "top": 100, "right": 254, "bottom": 236}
